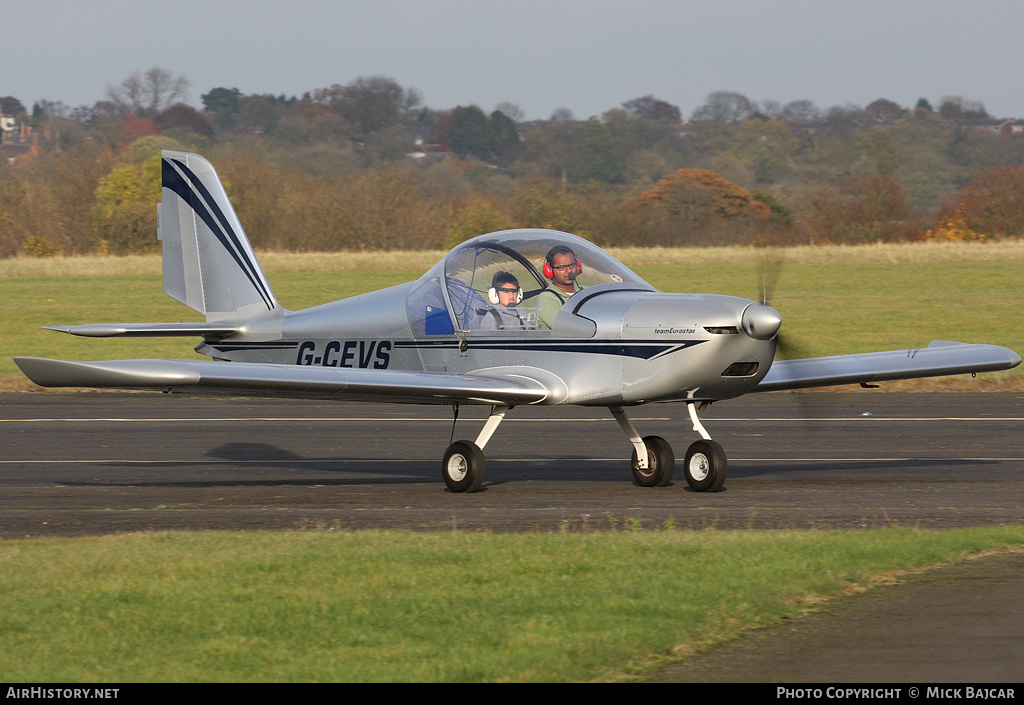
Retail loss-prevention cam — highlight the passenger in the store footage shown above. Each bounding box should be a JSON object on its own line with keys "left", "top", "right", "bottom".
{"left": 536, "top": 245, "right": 584, "bottom": 330}
{"left": 485, "top": 271, "right": 526, "bottom": 330}
{"left": 489, "top": 271, "right": 523, "bottom": 308}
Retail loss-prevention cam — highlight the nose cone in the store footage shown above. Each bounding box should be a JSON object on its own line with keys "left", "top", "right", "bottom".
{"left": 741, "top": 303, "right": 782, "bottom": 340}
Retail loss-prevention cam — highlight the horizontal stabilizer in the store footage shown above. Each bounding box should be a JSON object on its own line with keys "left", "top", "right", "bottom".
{"left": 43, "top": 323, "right": 238, "bottom": 338}
{"left": 13, "top": 357, "right": 551, "bottom": 406}
{"left": 754, "top": 340, "right": 1021, "bottom": 393}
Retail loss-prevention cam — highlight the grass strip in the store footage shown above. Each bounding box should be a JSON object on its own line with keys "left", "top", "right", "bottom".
{"left": 0, "top": 526, "right": 1021, "bottom": 682}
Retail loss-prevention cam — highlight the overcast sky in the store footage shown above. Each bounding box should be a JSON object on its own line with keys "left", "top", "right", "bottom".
{"left": 7, "top": 0, "right": 1022, "bottom": 120}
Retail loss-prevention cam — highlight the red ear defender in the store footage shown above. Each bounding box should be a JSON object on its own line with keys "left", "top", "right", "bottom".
{"left": 543, "top": 260, "right": 583, "bottom": 278}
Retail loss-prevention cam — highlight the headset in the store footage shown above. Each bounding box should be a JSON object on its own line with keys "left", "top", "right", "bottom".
{"left": 543, "top": 257, "right": 583, "bottom": 279}
{"left": 489, "top": 271, "right": 523, "bottom": 305}
{"left": 488, "top": 285, "right": 523, "bottom": 305}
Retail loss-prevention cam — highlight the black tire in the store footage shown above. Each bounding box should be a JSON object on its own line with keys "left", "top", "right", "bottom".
{"left": 442, "top": 440, "right": 487, "bottom": 493}
{"left": 631, "top": 435, "right": 675, "bottom": 487}
{"left": 683, "top": 439, "right": 727, "bottom": 492}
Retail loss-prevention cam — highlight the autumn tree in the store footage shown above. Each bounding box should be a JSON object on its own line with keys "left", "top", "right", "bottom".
{"left": 91, "top": 157, "right": 162, "bottom": 253}
{"left": 804, "top": 174, "right": 919, "bottom": 243}
{"left": 619, "top": 168, "right": 772, "bottom": 246}
{"left": 637, "top": 168, "right": 771, "bottom": 219}
{"left": 443, "top": 195, "right": 517, "bottom": 249}
{"left": 863, "top": 98, "right": 904, "bottom": 122}
{"left": 90, "top": 136, "right": 185, "bottom": 253}
{"left": 925, "top": 166, "right": 1024, "bottom": 240}
{"left": 0, "top": 146, "right": 116, "bottom": 256}
{"left": 155, "top": 103, "right": 213, "bottom": 139}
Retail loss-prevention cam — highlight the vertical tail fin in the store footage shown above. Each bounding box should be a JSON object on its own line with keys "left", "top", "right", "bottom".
{"left": 158, "top": 151, "right": 279, "bottom": 320}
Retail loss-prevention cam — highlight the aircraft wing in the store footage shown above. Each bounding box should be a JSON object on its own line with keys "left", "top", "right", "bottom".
{"left": 754, "top": 340, "right": 1021, "bottom": 393}
{"left": 13, "top": 357, "right": 552, "bottom": 405}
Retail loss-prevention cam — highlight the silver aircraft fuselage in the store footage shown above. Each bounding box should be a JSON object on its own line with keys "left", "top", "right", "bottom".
{"left": 196, "top": 282, "right": 779, "bottom": 406}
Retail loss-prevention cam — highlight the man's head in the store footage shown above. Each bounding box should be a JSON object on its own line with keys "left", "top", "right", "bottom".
{"left": 545, "top": 245, "right": 580, "bottom": 292}
{"left": 489, "top": 271, "right": 522, "bottom": 307}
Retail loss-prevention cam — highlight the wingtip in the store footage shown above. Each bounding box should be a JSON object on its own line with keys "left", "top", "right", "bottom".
{"left": 13, "top": 357, "right": 201, "bottom": 388}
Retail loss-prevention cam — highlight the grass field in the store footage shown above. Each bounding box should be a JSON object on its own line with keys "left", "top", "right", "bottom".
{"left": 2, "top": 240, "right": 1022, "bottom": 390}
{"left": 1, "top": 526, "right": 1022, "bottom": 682}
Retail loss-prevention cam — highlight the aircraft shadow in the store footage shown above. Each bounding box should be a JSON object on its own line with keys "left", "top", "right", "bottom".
{"left": 51, "top": 444, "right": 1004, "bottom": 490}
{"left": 729, "top": 457, "right": 1000, "bottom": 478}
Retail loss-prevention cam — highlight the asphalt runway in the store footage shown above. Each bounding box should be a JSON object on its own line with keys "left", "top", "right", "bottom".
{"left": 1, "top": 391, "right": 1022, "bottom": 536}
{"left": 2, "top": 389, "right": 1023, "bottom": 682}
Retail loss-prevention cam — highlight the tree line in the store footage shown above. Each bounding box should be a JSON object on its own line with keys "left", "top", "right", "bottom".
{"left": 2, "top": 69, "right": 1022, "bottom": 257}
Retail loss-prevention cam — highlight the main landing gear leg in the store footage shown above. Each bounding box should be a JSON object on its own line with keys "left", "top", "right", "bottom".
{"left": 442, "top": 404, "right": 509, "bottom": 493}
{"left": 610, "top": 406, "right": 674, "bottom": 487}
{"left": 683, "top": 402, "right": 727, "bottom": 492}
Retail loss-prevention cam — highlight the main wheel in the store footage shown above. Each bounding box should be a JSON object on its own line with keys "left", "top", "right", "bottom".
{"left": 631, "top": 435, "right": 675, "bottom": 487}
{"left": 683, "top": 439, "right": 727, "bottom": 492}
{"left": 442, "top": 440, "right": 487, "bottom": 493}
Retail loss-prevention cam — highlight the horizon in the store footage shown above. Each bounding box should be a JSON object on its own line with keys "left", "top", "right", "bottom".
{"left": 4, "top": 0, "right": 1023, "bottom": 122}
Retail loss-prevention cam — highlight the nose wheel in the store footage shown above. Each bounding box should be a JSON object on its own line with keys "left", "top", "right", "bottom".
{"left": 683, "top": 439, "right": 728, "bottom": 492}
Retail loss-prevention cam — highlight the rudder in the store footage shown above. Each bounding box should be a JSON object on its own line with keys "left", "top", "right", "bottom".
{"left": 158, "top": 151, "right": 278, "bottom": 320}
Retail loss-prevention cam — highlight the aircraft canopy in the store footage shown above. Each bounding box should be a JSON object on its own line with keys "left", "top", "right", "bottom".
{"left": 406, "top": 229, "right": 650, "bottom": 335}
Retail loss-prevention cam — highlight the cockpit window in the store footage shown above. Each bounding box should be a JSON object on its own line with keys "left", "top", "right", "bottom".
{"left": 443, "top": 244, "right": 543, "bottom": 331}
{"left": 406, "top": 229, "right": 652, "bottom": 335}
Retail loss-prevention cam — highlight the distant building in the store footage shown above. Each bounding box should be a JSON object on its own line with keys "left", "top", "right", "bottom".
{"left": 0, "top": 110, "right": 34, "bottom": 163}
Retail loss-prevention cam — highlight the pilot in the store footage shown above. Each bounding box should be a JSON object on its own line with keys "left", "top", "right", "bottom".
{"left": 536, "top": 245, "right": 584, "bottom": 330}
{"left": 485, "top": 271, "right": 526, "bottom": 330}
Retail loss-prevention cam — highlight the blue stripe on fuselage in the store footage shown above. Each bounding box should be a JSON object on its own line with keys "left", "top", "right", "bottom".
{"left": 391, "top": 338, "right": 705, "bottom": 360}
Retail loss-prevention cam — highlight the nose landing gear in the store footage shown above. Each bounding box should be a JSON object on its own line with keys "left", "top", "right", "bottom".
{"left": 682, "top": 438, "right": 728, "bottom": 492}
{"left": 610, "top": 402, "right": 728, "bottom": 492}
{"left": 682, "top": 401, "right": 728, "bottom": 492}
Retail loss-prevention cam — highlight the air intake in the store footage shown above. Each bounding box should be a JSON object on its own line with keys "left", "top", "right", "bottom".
{"left": 722, "top": 362, "right": 759, "bottom": 377}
